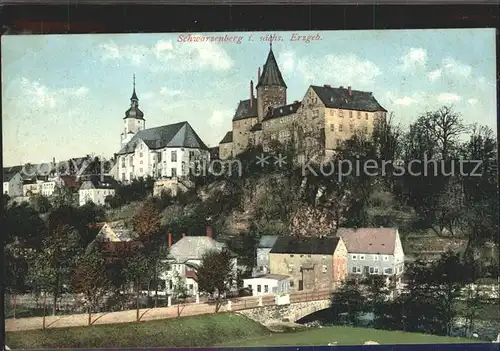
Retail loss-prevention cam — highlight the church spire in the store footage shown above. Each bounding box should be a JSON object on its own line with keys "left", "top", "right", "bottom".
{"left": 256, "top": 43, "right": 287, "bottom": 89}
{"left": 131, "top": 74, "right": 138, "bottom": 103}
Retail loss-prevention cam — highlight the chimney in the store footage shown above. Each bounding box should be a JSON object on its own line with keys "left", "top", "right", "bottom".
{"left": 206, "top": 225, "right": 213, "bottom": 238}
{"left": 168, "top": 232, "right": 172, "bottom": 248}
{"left": 258, "top": 67, "right": 261, "bottom": 82}
{"left": 324, "top": 84, "right": 331, "bottom": 88}
{"left": 348, "top": 86, "right": 352, "bottom": 96}
{"left": 250, "top": 80, "right": 254, "bottom": 107}
{"left": 339, "top": 86, "right": 344, "bottom": 89}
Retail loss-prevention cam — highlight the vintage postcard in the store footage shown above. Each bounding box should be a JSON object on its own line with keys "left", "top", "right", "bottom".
{"left": 2, "top": 29, "right": 498, "bottom": 349}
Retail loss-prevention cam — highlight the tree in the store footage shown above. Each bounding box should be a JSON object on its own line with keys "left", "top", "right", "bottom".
{"left": 461, "top": 284, "right": 484, "bottom": 337}
{"left": 131, "top": 200, "right": 162, "bottom": 242}
{"left": 29, "top": 194, "right": 52, "bottom": 213}
{"left": 27, "top": 224, "right": 82, "bottom": 316}
{"left": 71, "top": 243, "right": 112, "bottom": 325}
{"left": 196, "top": 248, "right": 235, "bottom": 312}
{"left": 52, "top": 186, "right": 77, "bottom": 208}
{"left": 330, "top": 278, "right": 367, "bottom": 326}
{"left": 364, "top": 275, "right": 390, "bottom": 329}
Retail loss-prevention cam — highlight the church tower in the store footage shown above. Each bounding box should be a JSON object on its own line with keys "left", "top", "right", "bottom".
{"left": 256, "top": 42, "right": 287, "bottom": 122}
{"left": 121, "top": 75, "right": 145, "bottom": 147}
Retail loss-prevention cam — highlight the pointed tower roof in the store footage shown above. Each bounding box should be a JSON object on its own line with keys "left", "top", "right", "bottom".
{"left": 124, "top": 74, "right": 144, "bottom": 120}
{"left": 256, "top": 42, "right": 287, "bottom": 89}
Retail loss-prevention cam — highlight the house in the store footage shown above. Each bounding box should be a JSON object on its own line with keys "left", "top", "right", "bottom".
{"left": 78, "top": 176, "right": 116, "bottom": 206}
{"left": 114, "top": 77, "right": 210, "bottom": 182}
{"left": 269, "top": 235, "right": 348, "bottom": 292}
{"left": 2, "top": 171, "right": 23, "bottom": 198}
{"left": 253, "top": 235, "right": 279, "bottom": 276}
{"left": 243, "top": 274, "right": 291, "bottom": 296}
{"left": 336, "top": 227, "right": 405, "bottom": 285}
{"left": 218, "top": 43, "right": 387, "bottom": 160}
{"left": 162, "top": 227, "right": 238, "bottom": 297}
{"left": 96, "top": 221, "right": 137, "bottom": 242}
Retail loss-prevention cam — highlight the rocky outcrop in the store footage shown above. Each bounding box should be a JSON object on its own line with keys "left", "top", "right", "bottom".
{"left": 289, "top": 206, "right": 336, "bottom": 236}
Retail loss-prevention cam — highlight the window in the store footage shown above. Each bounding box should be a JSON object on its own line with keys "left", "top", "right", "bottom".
{"left": 349, "top": 124, "right": 354, "bottom": 132}
{"left": 369, "top": 267, "right": 375, "bottom": 274}
{"left": 360, "top": 255, "right": 365, "bottom": 260}
{"left": 364, "top": 126, "right": 368, "bottom": 134}
{"left": 139, "top": 152, "right": 143, "bottom": 157}
{"left": 171, "top": 150, "right": 177, "bottom": 162}
{"left": 339, "top": 124, "right": 343, "bottom": 132}
{"left": 139, "top": 168, "right": 143, "bottom": 173}
{"left": 352, "top": 254, "right": 357, "bottom": 260}
{"left": 140, "top": 160, "right": 143, "bottom": 165}
{"left": 121, "top": 173, "right": 125, "bottom": 181}
{"left": 129, "top": 172, "right": 133, "bottom": 179}
{"left": 329, "top": 124, "right": 334, "bottom": 131}
{"left": 385, "top": 268, "right": 393, "bottom": 275}
{"left": 169, "top": 280, "right": 173, "bottom": 289}
{"left": 189, "top": 284, "right": 193, "bottom": 290}
{"left": 352, "top": 267, "right": 357, "bottom": 273}
{"left": 288, "top": 264, "right": 294, "bottom": 272}
{"left": 322, "top": 265, "right": 328, "bottom": 273}
{"left": 374, "top": 268, "right": 380, "bottom": 274}
{"left": 383, "top": 255, "right": 389, "bottom": 261}
{"left": 171, "top": 168, "right": 177, "bottom": 177}
{"left": 330, "top": 109, "right": 334, "bottom": 116}
{"left": 264, "top": 285, "right": 269, "bottom": 293}
{"left": 121, "top": 159, "right": 125, "bottom": 167}
{"left": 307, "top": 254, "right": 311, "bottom": 258}
{"left": 248, "top": 285, "right": 252, "bottom": 289}
{"left": 357, "top": 111, "right": 361, "bottom": 119}
{"left": 290, "top": 254, "right": 294, "bottom": 257}
{"left": 339, "top": 110, "right": 344, "bottom": 118}
{"left": 373, "top": 255, "right": 379, "bottom": 261}
{"left": 189, "top": 151, "right": 195, "bottom": 159}
{"left": 365, "top": 113, "right": 369, "bottom": 120}
{"left": 336, "top": 140, "right": 342, "bottom": 147}
{"left": 349, "top": 111, "right": 353, "bottom": 118}
{"left": 257, "top": 285, "right": 261, "bottom": 292}
{"left": 290, "top": 280, "right": 294, "bottom": 287}
{"left": 129, "top": 157, "right": 133, "bottom": 166}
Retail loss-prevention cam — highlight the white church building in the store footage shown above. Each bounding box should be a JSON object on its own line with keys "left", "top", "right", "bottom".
{"left": 115, "top": 77, "right": 210, "bottom": 183}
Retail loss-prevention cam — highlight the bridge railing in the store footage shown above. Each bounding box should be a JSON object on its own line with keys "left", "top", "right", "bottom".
{"left": 290, "top": 289, "right": 333, "bottom": 303}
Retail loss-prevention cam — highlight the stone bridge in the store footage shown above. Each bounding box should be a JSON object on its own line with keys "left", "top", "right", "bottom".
{"left": 235, "top": 291, "right": 331, "bottom": 326}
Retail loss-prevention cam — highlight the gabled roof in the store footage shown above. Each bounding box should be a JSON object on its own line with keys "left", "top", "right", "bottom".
{"left": 336, "top": 227, "right": 398, "bottom": 255}
{"left": 60, "top": 175, "right": 80, "bottom": 189}
{"left": 262, "top": 101, "right": 301, "bottom": 122}
{"left": 80, "top": 176, "right": 117, "bottom": 190}
{"left": 117, "top": 121, "right": 208, "bottom": 155}
{"left": 232, "top": 99, "right": 258, "bottom": 121}
{"left": 256, "top": 46, "right": 287, "bottom": 89}
{"left": 3, "top": 172, "right": 21, "bottom": 183}
{"left": 219, "top": 131, "right": 233, "bottom": 144}
{"left": 258, "top": 235, "right": 279, "bottom": 249}
{"left": 270, "top": 236, "right": 341, "bottom": 255}
{"left": 169, "top": 236, "right": 236, "bottom": 262}
{"left": 310, "top": 85, "right": 387, "bottom": 112}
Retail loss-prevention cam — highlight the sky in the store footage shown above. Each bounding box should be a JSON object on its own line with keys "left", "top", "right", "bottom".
{"left": 2, "top": 29, "right": 497, "bottom": 167}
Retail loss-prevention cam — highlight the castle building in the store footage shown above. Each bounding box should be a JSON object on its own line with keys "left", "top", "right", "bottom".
{"left": 115, "top": 77, "right": 210, "bottom": 183}
{"left": 219, "top": 44, "right": 388, "bottom": 160}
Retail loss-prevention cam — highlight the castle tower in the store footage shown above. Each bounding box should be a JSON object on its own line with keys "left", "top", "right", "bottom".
{"left": 121, "top": 74, "right": 145, "bottom": 147}
{"left": 256, "top": 41, "right": 287, "bottom": 122}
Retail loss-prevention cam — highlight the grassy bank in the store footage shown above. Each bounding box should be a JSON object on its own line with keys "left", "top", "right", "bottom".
{"left": 219, "top": 325, "right": 480, "bottom": 347}
{"left": 6, "top": 313, "right": 269, "bottom": 349}
{"left": 6, "top": 313, "right": 481, "bottom": 349}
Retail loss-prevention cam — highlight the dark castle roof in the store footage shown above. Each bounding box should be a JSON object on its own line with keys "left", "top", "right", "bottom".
{"left": 219, "top": 131, "right": 233, "bottom": 144}
{"left": 256, "top": 46, "right": 287, "bottom": 89}
{"left": 262, "top": 101, "right": 301, "bottom": 122}
{"left": 270, "top": 236, "right": 341, "bottom": 255}
{"left": 117, "top": 121, "right": 208, "bottom": 155}
{"left": 310, "top": 85, "right": 387, "bottom": 112}
{"left": 232, "top": 98, "right": 258, "bottom": 121}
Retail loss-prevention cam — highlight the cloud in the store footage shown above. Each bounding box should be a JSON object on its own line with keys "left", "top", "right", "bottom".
{"left": 159, "top": 87, "right": 183, "bottom": 97}
{"left": 209, "top": 109, "right": 232, "bottom": 127}
{"left": 99, "top": 39, "right": 233, "bottom": 72}
{"left": 442, "top": 57, "right": 472, "bottom": 78}
{"left": 467, "top": 98, "right": 478, "bottom": 105}
{"left": 16, "top": 77, "right": 89, "bottom": 110}
{"left": 385, "top": 91, "right": 426, "bottom": 107}
{"left": 437, "top": 93, "right": 461, "bottom": 104}
{"left": 399, "top": 48, "right": 427, "bottom": 71}
{"left": 428, "top": 69, "right": 442, "bottom": 81}
{"left": 296, "top": 54, "right": 381, "bottom": 87}
{"left": 277, "top": 50, "right": 296, "bottom": 73}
